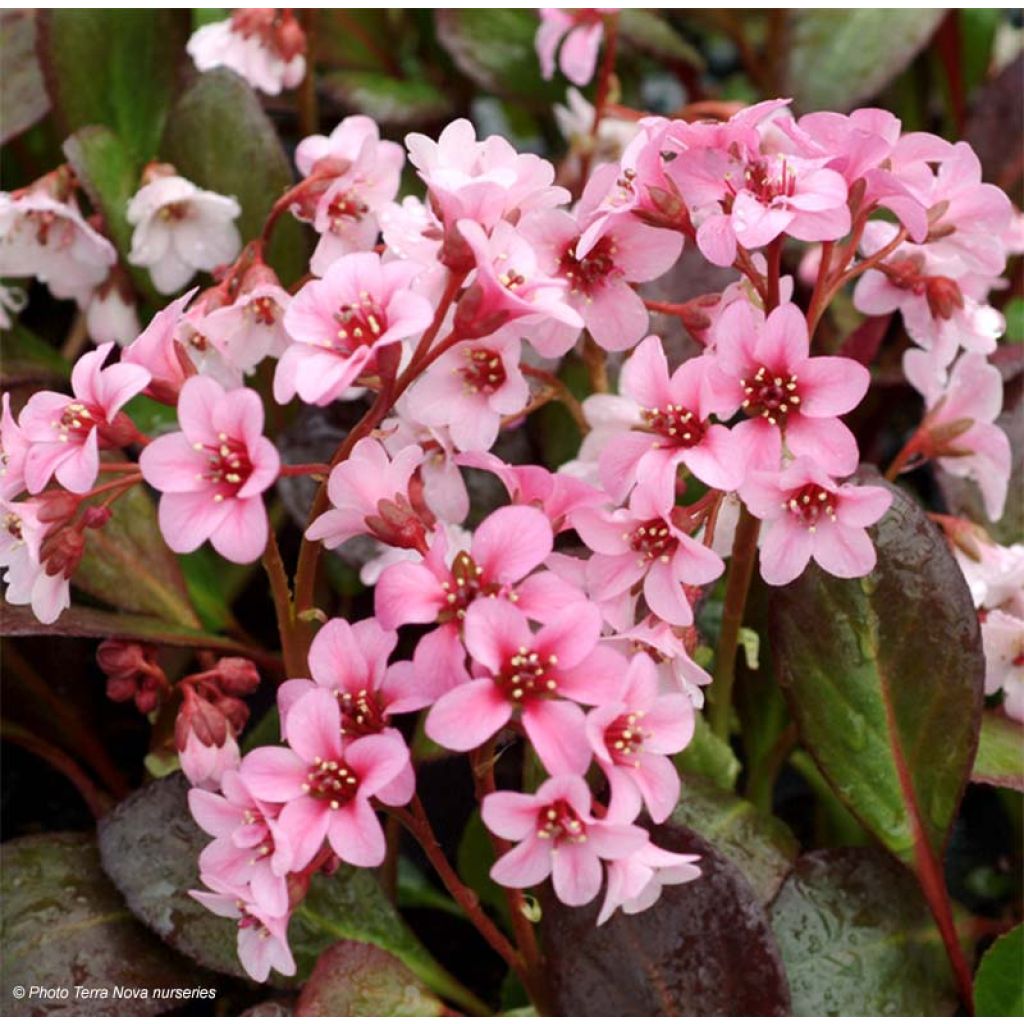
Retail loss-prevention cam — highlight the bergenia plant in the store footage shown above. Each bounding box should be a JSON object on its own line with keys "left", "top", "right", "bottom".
{"left": 2, "top": 7, "right": 1021, "bottom": 1018}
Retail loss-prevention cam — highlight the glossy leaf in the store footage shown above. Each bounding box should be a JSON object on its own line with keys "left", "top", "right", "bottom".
{"left": 670, "top": 773, "right": 798, "bottom": 904}
{"left": 0, "top": 11, "right": 49, "bottom": 145}
{"left": 320, "top": 71, "right": 452, "bottom": 129}
{"left": 37, "top": 9, "right": 188, "bottom": 162}
{"left": 770, "top": 477, "right": 984, "bottom": 865}
{"left": 782, "top": 10, "right": 946, "bottom": 112}
{"left": 972, "top": 711, "right": 1024, "bottom": 792}
{"left": 540, "top": 823, "right": 791, "bottom": 1014}
{"left": 1, "top": 832, "right": 197, "bottom": 1015}
{"left": 675, "top": 711, "right": 741, "bottom": 791}
{"left": 769, "top": 848, "right": 957, "bottom": 1015}
{"left": 974, "top": 923, "right": 1024, "bottom": 1016}
{"left": 296, "top": 941, "right": 444, "bottom": 1016}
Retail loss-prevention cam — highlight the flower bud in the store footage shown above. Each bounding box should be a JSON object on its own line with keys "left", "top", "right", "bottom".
{"left": 365, "top": 495, "right": 432, "bottom": 552}
{"left": 925, "top": 276, "right": 964, "bottom": 321}
{"left": 212, "top": 657, "right": 261, "bottom": 696}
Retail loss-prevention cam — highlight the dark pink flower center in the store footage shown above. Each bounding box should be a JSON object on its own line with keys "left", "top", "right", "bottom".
{"left": 640, "top": 404, "right": 707, "bottom": 448}
{"left": 740, "top": 365, "right": 801, "bottom": 426}
{"left": 248, "top": 296, "right": 280, "bottom": 326}
{"left": 458, "top": 348, "right": 507, "bottom": 395}
{"left": 303, "top": 754, "right": 360, "bottom": 807}
{"left": 604, "top": 709, "right": 649, "bottom": 766}
{"left": 785, "top": 484, "right": 838, "bottom": 531}
{"left": 741, "top": 158, "right": 796, "bottom": 204}
{"left": 629, "top": 518, "right": 677, "bottom": 565}
{"left": 4, "top": 512, "right": 23, "bottom": 541}
{"left": 332, "top": 295, "right": 388, "bottom": 352}
{"left": 198, "top": 433, "right": 254, "bottom": 499}
{"left": 559, "top": 235, "right": 618, "bottom": 295}
{"left": 327, "top": 190, "right": 369, "bottom": 231}
{"left": 497, "top": 644, "right": 559, "bottom": 704}
{"left": 439, "top": 551, "right": 502, "bottom": 623}
{"left": 535, "top": 799, "right": 588, "bottom": 844}
{"left": 337, "top": 687, "right": 388, "bottom": 737}
{"left": 55, "top": 400, "right": 99, "bottom": 442}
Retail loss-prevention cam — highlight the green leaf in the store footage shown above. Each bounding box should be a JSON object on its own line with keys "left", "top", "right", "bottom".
{"left": 782, "top": 10, "right": 946, "bottom": 112}
{"left": 2, "top": 832, "right": 198, "bottom": 1015}
{"left": 669, "top": 773, "right": 797, "bottom": 904}
{"left": 37, "top": 10, "right": 188, "bottom": 162}
{"left": 0, "top": 322, "right": 68, "bottom": 384}
{"left": 456, "top": 808, "right": 510, "bottom": 926}
{"left": 74, "top": 479, "right": 201, "bottom": 628}
{"left": 618, "top": 10, "right": 704, "bottom": 69}
{"left": 0, "top": 11, "right": 50, "bottom": 146}
{"left": 160, "top": 68, "right": 308, "bottom": 283}
{"left": 769, "top": 848, "right": 957, "bottom": 1015}
{"left": 320, "top": 71, "right": 452, "bottom": 129}
{"left": 972, "top": 711, "right": 1024, "bottom": 792}
{"left": 960, "top": 8, "right": 1003, "bottom": 94}
{"left": 770, "top": 476, "right": 984, "bottom": 865}
{"left": 675, "top": 711, "right": 741, "bottom": 791}
{"left": 178, "top": 547, "right": 253, "bottom": 633}
{"left": 974, "top": 923, "right": 1024, "bottom": 1016}
{"left": 314, "top": 10, "right": 402, "bottom": 74}
{"left": 296, "top": 941, "right": 445, "bottom": 1016}
{"left": 435, "top": 9, "right": 563, "bottom": 105}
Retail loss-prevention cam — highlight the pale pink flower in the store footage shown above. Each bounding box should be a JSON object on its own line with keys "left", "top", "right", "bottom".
{"left": 406, "top": 327, "right": 529, "bottom": 452}
{"left": 140, "top": 377, "right": 280, "bottom": 563}
{"left": 902, "top": 350, "right": 1012, "bottom": 522}
{"left": 586, "top": 653, "right": 694, "bottom": 823}
{"left": 19, "top": 343, "right": 149, "bottom": 494}
{"left": 127, "top": 175, "right": 241, "bottom": 294}
{"left": 240, "top": 689, "right": 410, "bottom": 870}
{"left": 380, "top": 196, "right": 444, "bottom": 267}
{"left": 0, "top": 498, "right": 70, "bottom": 624}
{"left": 122, "top": 289, "right": 198, "bottom": 404}
{"left": 709, "top": 301, "right": 869, "bottom": 476}
{"left": 276, "top": 252, "right": 433, "bottom": 405}
{"left": 573, "top": 481, "right": 725, "bottom": 627}
{"left": 180, "top": 729, "right": 241, "bottom": 792}
{"left": 190, "top": 880, "right": 296, "bottom": 982}
{"left": 740, "top": 458, "right": 892, "bottom": 586}
{"left": 554, "top": 87, "right": 639, "bottom": 178}
{"left": 611, "top": 616, "right": 711, "bottom": 708}
{"left": 85, "top": 278, "right": 141, "bottom": 347}
{"left": 535, "top": 9, "right": 610, "bottom": 87}
{"left": 425, "top": 599, "right": 627, "bottom": 774}
{"left": 482, "top": 774, "right": 647, "bottom": 906}
{"left": 598, "top": 840, "right": 701, "bottom": 924}
{"left": 955, "top": 540, "right": 1024, "bottom": 615}
{"left": 188, "top": 10, "right": 306, "bottom": 96}
{"left": 981, "top": 610, "right": 1024, "bottom": 721}
{"left": 1, "top": 394, "right": 29, "bottom": 499}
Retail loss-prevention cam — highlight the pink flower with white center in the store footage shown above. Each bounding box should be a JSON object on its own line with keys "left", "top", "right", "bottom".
{"left": 586, "top": 653, "right": 694, "bottom": 823}
{"left": 740, "top": 458, "right": 892, "bottom": 586}
{"left": 482, "top": 773, "right": 647, "bottom": 906}
{"left": 426, "top": 599, "right": 627, "bottom": 775}
{"left": 519, "top": 176, "right": 683, "bottom": 353}
{"left": 0, "top": 190, "right": 116, "bottom": 305}
{"left": 19, "top": 342, "right": 149, "bottom": 494}
{"left": 122, "top": 289, "right": 198, "bottom": 404}
{"left": 535, "top": 9, "right": 612, "bottom": 87}
{"left": 306, "top": 438, "right": 431, "bottom": 552}
{"left": 598, "top": 840, "right": 701, "bottom": 924}
{"left": 276, "top": 252, "right": 433, "bottom": 406}
{"left": 670, "top": 145, "right": 850, "bottom": 267}
{"left": 709, "top": 301, "right": 870, "bottom": 476}
{"left": 981, "top": 610, "right": 1024, "bottom": 722}
{"left": 406, "top": 327, "right": 529, "bottom": 452}
{"left": 190, "top": 772, "right": 292, "bottom": 917}
{"left": 240, "top": 689, "right": 410, "bottom": 871}
{"left": 589, "top": 335, "right": 743, "bottom": 504}
{"left": 573, "top": 481, "right": 725, "bottom": 627}
{"left": 127, "top": 174, "right": 242, "bottom": 295}
{"left": 188, "top": 9, "right": 306, "bottom": 95}
{"left": 0, "top": 498, "right": 70, "bottom": 624}
{"left": 375, "top": 504, "right": 580, "bottom": 630}
{"left": 190, "top": 880, "right": 295, "bottom": 983}
{"left": 902, "top": 350, "right": 1012, "bottom": 522}
{"left": 140, "top": 376, "right": 280, "bottom": 563}
{"left": 456, "top": 220, "right": 583, "bottom": 339}
{"left": 1, "top": 394, "right": 29, "bottom": 499}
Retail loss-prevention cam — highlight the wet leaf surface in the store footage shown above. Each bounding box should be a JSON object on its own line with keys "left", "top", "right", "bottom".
{"left": 540, "top": 822, "right": 791, "bottom": 1015}
{"left": 972, "top": 711, "right": 1024, "bottom": 792}
{"left": 1, "top": 832, "right": 198, "bottom": 1015}
{"left": 769, "top": 848, "right": 957, "bottom": 1015}
{"left": 320, "top": 72, "right": 452, "bottom": 129}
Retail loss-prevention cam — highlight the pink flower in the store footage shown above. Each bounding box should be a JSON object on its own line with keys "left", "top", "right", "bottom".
{"left": 589, "top": 335, "right": 743, "bottom": 504}
{"left": 573, "top": 481, "right": 725, "bottom": 627}
{"left": 482, "top": 774, "right": 647, "bottom": 906}
{"left": 240, "top": 689, "right": 410, "bottom": 870}
{"left": 610, "top": 616, "right": 711, "bottom": 708}
{"left": 19, "top": 342, "right": 149, "bottom": 494}
{"left": 189, "top": 771, "right": 292, "bottom": 917}
{"left": 180, "top": 728, "right": 241, "bottom": 792}
{"left": 585, "top": 653, "right": 694, "bottom": 823}
{"left": 535, "top": 9, "right": 610, "bottom": 87}
{"left": 425, "top": 599, "right": 627, "bottom": 774}
{"left": 122, "top": 289, "right": 198, "bottom": 404}
{"left": 980, "top": 610, "right": 1024, "bottom": 721}
{"left": 406, "top": 327, "right": 530, "bottom": 452}
{"left": 0, "top": 498, "right": 71, "bottom": 624}
{"left": 1, "top": 393, "right": 29, "bottom": 499}
{"left": 903, "top": 350, "right": 1012, "bottom": 522}
{"left": 276, "top": 252, "right": 433, "bottom": 405}
{"left": 306, "top": 438, "right": 429, "bottom": 551}
{"left": 140, "top": 376, "right": 280, "bottom": 563}
{"left": 190, "top": 880, "right": 296, "bottom": 982}
{"left": 740, "top": 458, "right": 892, "bottom": 586}
{"left": 598, "top": 840, "right": 701, "bottom": 924}
{"left": 709, "top": 301, "right": 870, "bottom": 476}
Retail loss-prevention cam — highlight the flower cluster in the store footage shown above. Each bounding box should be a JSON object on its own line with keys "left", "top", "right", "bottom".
{"left": 2, "top": 14, "right": 1018, "bottom": 988}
